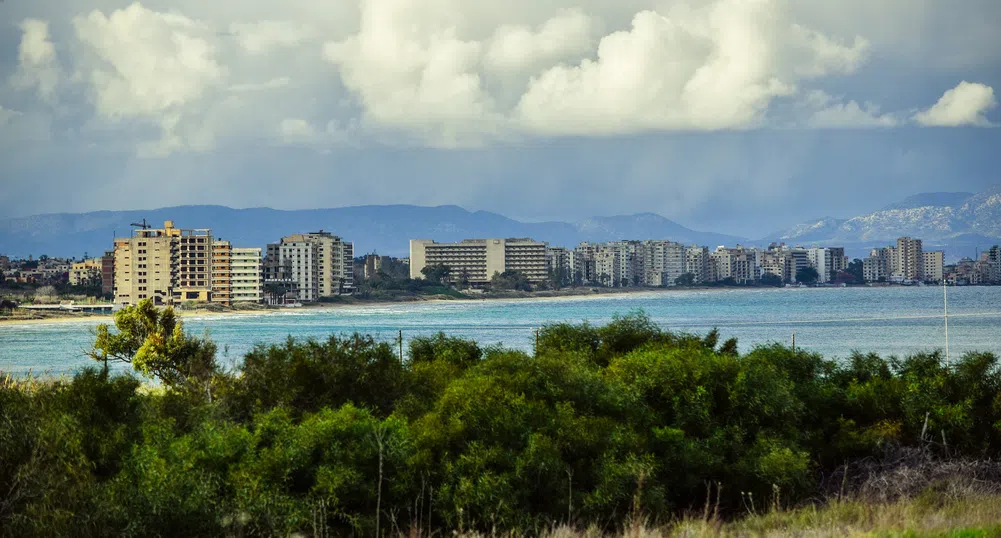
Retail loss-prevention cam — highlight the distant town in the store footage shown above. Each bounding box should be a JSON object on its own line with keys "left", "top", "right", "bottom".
{"left": 2, "top": 219, "right": 1000, "bottom": 311}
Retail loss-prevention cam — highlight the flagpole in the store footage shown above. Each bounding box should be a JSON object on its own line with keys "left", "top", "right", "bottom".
{"left": 943, "top": 280, "right": 950, "bottom": 366}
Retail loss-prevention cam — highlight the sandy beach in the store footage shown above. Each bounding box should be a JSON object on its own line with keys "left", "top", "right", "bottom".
{"left": 0, "top": 286, "right": 723, "bottom": 327}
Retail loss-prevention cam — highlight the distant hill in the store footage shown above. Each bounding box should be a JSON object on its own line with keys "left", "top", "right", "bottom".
{"left": 763, "top": 187, "right": 1001, "bottom": 260}
{"left": 0, "top": 205, "right": 744, "bottom": 259}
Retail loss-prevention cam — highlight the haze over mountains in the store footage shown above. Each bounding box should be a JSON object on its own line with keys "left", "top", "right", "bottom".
{"left": 1, "top": 188, "right": 999, "bottom": 260}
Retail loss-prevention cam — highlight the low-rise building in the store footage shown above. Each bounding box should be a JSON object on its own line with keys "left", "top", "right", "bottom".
{"left": 69, "top": 258, "right": 102, "bottom": 286}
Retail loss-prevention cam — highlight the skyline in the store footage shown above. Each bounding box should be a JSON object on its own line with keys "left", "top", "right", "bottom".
{"left": 1, "top": 0, "right": 1000, "bottom": 237}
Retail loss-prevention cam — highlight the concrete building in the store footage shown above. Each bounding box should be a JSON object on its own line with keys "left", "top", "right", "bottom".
{"left": 362, "top": 254, "right": 387, "bottom": 280}
{"left": 409, "top": 238, "right": 548, "bottom": 285}
{"left": 212, "top": 241, "right": 233, "bottom": 306}
{"left": 863, "top": 247, "right": 894, "bottom": 283}
{"left": 642, "top": 240, "right": 685, "bottom": 286}
{"left": 113, "top": 221, "right": 213, "bottom": 306}
{"left": 684, "top": 246, "right": 710, "bottom": 284}
{"left": 987, "top": 246, "right": 1001, "bottom": 283}
{"left": 69, "top": 258, "right": 102, "bottom": 286}
{"left": 265, "top": 232, "right": 354, "bottom": 302}
{"left": 894, "top": 237, "right": 923, "bottom": 281}
{"left": 710, "top": 246, "right": 758, "bottom": 284}
{"left": 922, "top": 250, "right": 944, "bottom": 283}
{"left": 760, "top": 250, "right": 792, "bottom": 282}
{"left": 100, "top": 251, "right": 115, "bottom": 295}
{"left": 546, "top": 247, "right": 571, "bottom": 285}
{"left": 231, "top": 248, "right": 263, "bottom": 303}
{"left": 807, "top": 247, "right": 845, "bottom": 284}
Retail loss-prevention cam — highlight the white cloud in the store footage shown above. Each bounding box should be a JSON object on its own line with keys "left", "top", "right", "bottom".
{"left": 484, "top": 9, "right": 596, "bottom": 76}
{"left": 803, "top": 90, "right": 898, "bottom": 128}
{"left": 513, "top": 0, "right": 869, "bottom": 135}
{"left": 3, "top": 0, "right": 997, "bottom": 155}
{"left": 228, "top": 21, "right": 317, "bottom": 54}
{"left": 323, "top": 0, "right": 502, "bottom": 148}
{"left": 10, "top": 19, "right": 61, "bottom": 102}
{"left": 913, "top": 81, "right": 997, "bottom": 127}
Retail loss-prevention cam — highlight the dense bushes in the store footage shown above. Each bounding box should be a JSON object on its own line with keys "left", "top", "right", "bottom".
{"left": 2, "top": 309, "right": 1001, "bottom": 536}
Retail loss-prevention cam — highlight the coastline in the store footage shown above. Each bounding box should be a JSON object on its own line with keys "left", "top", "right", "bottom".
{"left": 0, "top": 284, "right": 846, "bottom": 327}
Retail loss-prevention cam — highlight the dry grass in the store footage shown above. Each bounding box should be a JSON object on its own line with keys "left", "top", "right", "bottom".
{"left": 430, "top": 495, "right": 1001, "bottom": 538}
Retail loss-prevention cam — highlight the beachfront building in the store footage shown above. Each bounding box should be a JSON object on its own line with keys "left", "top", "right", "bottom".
{"left": 69, "top": 258, "right": 102, "bottom": 286}
{"left": 265, "top": 232, "right": 354, "bottom": 302}
{"left": 113, "top": 221, "right": 213, "bottom": 306}
{"left": 409, "top": 238, "right": 549, "bottom": 285}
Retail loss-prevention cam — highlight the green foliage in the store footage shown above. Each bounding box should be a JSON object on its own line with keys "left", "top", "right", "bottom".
{"left": 675, "top": 272, "right": 696, "bottom": 287}
{"left": 490, "top": 269, "right": 532, "bottom": 291}
{"left": 4, "top": 311, "right": 1001, "bottom": 535}
{"left": 760, "top": 272, "right": 785, "bottom": 287}
{"left": 89, "top": 299, "right": 217, "bottom": 388}
{"left": 421, "top": 264, "right": 451, "bottom": 285}
{"left": 796, "top": 266, "right": 820, "bottom": 284}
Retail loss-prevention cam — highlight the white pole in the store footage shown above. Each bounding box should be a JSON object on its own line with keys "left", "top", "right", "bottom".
{"left": 943, "top": 280, "right": 950, "bottom": 366}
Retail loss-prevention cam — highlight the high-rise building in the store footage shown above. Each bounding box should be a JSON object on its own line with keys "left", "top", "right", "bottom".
{"left": 684, "top": 246, "right": 710, "bottom": 284}
{"left": 409, "top": 238, "right": 548, "bottom": 285}
{"left": 265, "top": 232, "right": 354, "bottom": 302}
{"left": 894, "top": 237, "right": 923, "bottom": 281}
{"left": 641, "top": 240, "right": 685, "bottom": 286}
{"left": 212, "top": 240, "right": 233, "bottom": 306}
{"left": 100, "top": 250, "right": 115, "bottom": 295}
{"left": 710, "top": 246, "right": 758, "bottom": 284}
{"left": 546, "top": 247, "right": 571, "bottom": 285}
{"left": 863, "top": 247, "right": 894, "bottom": 282}
{"left": 231, "top": 248, "right": 263, "bottom": 303}
{"left": 113, "top": 221, "right": 213, "bottom": 306}
{"left": 922, "top": 250, "right": 945, "bottom": 282}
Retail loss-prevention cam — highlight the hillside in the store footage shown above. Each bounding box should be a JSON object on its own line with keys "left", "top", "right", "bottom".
{"left": 763, "top": 186, "right": 1001, "bottom": 259}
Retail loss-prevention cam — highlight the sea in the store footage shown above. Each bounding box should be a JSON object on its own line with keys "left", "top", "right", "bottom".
{"left": 2, "top": 286, "right": 1000, "bottom": 377}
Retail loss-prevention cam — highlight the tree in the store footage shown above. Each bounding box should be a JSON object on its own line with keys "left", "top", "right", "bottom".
{"left": 760, "top": 273, "right": 784, "bottom": 287}
{"left": 421, "top": 264, "right": 451, "bottom": 285}
{"left": 491, "top": 270, "right": 531, "bottom": 291}
{"left": 674, "top": 273, "right": 696, "bottom": 287}
{"left": 88, "top": 298, "right": 217, "bottom": 387}
{"left": 796, "top": 266, "right": 819, "bottom": 285}
{"left": 847, "top": 258, "right": 864, "bottom": 283}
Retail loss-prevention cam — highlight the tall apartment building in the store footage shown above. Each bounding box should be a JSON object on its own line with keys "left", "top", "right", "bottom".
{"left": 265, "top": 232, "right": 354, "bottom": 302}
{"left": 710, "top": 246, "right": 758, "bottom": 284}
{"left": 894, "top": 237, "right": 923, "bottom": 281}
{"left": 113, "top": 221, "right": 213, "bottom": 306}
{"left": 231, "top": 248, "right": 263, "bottom": 303}
{"left": 807, "top": 247, "right": 845, "bottom": 284}
{"left": 569, "top": 244, "right": 597, "bottom": 284}
{"left": 684, "top": 246, "right": 710, "bottom": 284}
{"left": 987, "top": 246, "right": 1001, "bottom": 283}
{"left": 642, "top": 240, "right": 685, "bottom": 286}
{"left": 922, "top": 250, "right": 945, "bottom": 282}
{"left": 594, "top": 247, "right": 622, "bottom": 287}
{"left": 546, "top": 247, "right": 571, "bottom": 284}
{"left": 100, "top": 250, "right": 115, "bottom": 295}
{"left": 212, "top": 241, "right": 233, "bottom": 306}
{"left": 863, "top": 247, "right": 894, "bottom": 282}
{"left": 410, "top": 238, "right": 548, "bottom": 285}
{"left": 760, "top": 250, "right": 792, "bottom": 282}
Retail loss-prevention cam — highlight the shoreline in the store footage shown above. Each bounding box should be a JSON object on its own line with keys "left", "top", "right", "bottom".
{"left": 0, "top": 283, "right": 921, "bottom": 327}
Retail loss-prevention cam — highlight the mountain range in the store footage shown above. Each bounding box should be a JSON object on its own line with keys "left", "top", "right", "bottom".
{"left": 764, "top": 188, "right": 1001, "bottom": 259}
{"left": 0, "top": 205, "right": 743, "bottom": 259}
{"left": 1, "top": 187, "right": 999, "bottom": 260}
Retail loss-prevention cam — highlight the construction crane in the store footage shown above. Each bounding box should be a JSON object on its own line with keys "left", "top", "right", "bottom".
{"left": 130, "top": 218, "right": 152, "bottom": 230}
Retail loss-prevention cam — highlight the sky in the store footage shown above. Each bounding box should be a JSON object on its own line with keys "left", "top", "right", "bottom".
{"left": 0, "top": 0, "right": 999, "bottom": 237}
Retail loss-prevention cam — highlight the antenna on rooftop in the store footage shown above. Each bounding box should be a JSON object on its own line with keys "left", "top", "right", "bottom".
{"left": 130, "top": 218, "right": 152, "bottom": 230}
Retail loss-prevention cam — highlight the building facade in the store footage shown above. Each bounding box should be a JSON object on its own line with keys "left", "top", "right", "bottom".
{"left": 231, "top": 248, "right": 263, "bottom": 303}
{"left": 69, "top": 258, "right": 102, "bottom": 286}
{"left": 410, "top": 238, "right": 549, "bottom": 285}
{"left": 113, "top": 221, "right": 213, "bottom": 306}
{"left": 922, "top": 250, "right": 945, "bottom": 282}
{"left": 894, "top": 237, "right": 923, "bottom": 281}
{"left": 265, "top": 232, "right": 354, "bottom": 302}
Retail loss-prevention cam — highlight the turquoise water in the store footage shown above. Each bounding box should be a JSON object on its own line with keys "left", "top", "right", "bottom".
{"left": 2, "top": 286, "right": 1000, "bottom": 376}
